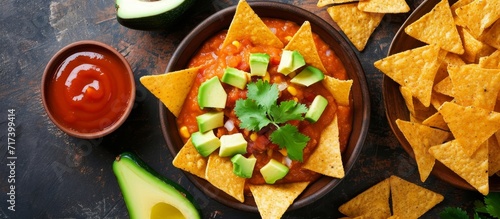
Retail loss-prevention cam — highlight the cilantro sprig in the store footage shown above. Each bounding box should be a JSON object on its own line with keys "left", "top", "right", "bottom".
{"left": 440, "top": 193, "right": 500, "bottom": 219}
{"left": 234, "top": 79, "right": 309, "bottom": 161}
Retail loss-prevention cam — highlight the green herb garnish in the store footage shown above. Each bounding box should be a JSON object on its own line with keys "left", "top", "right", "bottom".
{"left": 234, "top": 79, "right": 309, "bottom": 161}
{"left": 440, "top": 193, "right": 500, "bottom": 219}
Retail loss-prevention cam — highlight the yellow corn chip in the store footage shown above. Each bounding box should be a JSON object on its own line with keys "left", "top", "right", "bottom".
{"left": 390, "top": 175, "right": 444, "bottom": 218}
{"left": 480, "top": 20, "right": 500, "bottom": 50}
{"left": 429, "top": 140, "right": 489, "bottom": 195}
{"left": 422, "top": 112, "right": 449, "bottom": 131}
{"left": 205, "top": 153, "right": 246, "bottom": 202}
{"left": 404, "top": 0, "right": 464, "bottom": 54}
{"left": 303, "top": 115, "right": 344, "bottom": 178}
{"left": 450, "top": 0, "right": 474, "bottom": 27}
{"left": 488, "top": 136, "right": 500, "bottom": 176}
{"left": 458, "top": 27, "right": 496, "bottom": 63}
{"left": 338, "top": 178, "right": 391, "bottom": 219}
{"left": 430, "top": 91, "right": 454, "bottom": 110}
{"left": 374, "top": 44, "right": 444, "bottom": 107}
{"left": 479, "top": 50, "right": 500, "bottom": 69}
{"left": 357, "top": 0, "right": 410, "bottom": 13}
{"left": 322, "top": 76, "right": 353, "bottom": 106}
{"left": 222, "top": 0, "right": 283, "bottom": 49}
{"left": 327, "top": 4, "right": 384, "bottom": 51}
{"left": 172, "top": 138, "right": 207, "bottom": 179}
{"left": 395, "top": 120, "right": 450, "bottom": 182}
{"left": 317, "top": 0, "right": 359, "bottom": 7}
{"left": 448, "top": 64, "right": 500, "bottom": 111}
{"left": 438, "top": 102, "right": 500, "bottom": 156}
{"left": 433, "top": 76, "right": 454, "bottom": 97}
{"left": 455, "top": 0, "right": 500, "bottom": 38}
{"left": 140, "top": 67, "right": 200, "bottom": 117}
{"left": 249, "top": 182, "right": 309, "bottom": 219}
{"left": 284, "top": 21, "right": 327, "bottom": 73}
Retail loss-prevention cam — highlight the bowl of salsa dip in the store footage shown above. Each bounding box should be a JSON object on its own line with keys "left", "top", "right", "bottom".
{"left": 42, "top": 40, "right": 135, "bottom": 139}
{"left": 156, "top": 1, "right": 370, "bottom": 215}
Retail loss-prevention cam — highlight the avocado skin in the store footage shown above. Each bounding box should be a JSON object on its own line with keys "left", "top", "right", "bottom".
{"left": 116, "top": 0, "right": 196, "bottom": 31}
{"left": 113, "top": 152, "right": 202, "bottom": 217}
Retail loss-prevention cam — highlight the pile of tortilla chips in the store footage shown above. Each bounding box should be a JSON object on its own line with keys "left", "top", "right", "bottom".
{"left": 317, "top": 0, "right": 410, "bottom": 51}
{"left": 375, "top": 0, "right": 500, "bottom": 195}
{"left": 140, "top": 0, "right": 354, "bottom": 218}
{"left": 338, "top": 175, "right": 444, "bottom": 218}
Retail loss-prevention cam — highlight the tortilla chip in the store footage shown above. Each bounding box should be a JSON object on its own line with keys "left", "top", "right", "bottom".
{"left": 140, "top": 67, "right": 199, "bottom": 117}
{"left": 338, "top": 178, "right": 391, "bottom": 219}
{"left": 322, "top": 76, "right": 353, "bottom": 106}
{"left": 480, "top": 20, "right": 500, "bottom": 50}
{"left": 429, "top": 140, "right": 489, "bottom": 195}
{"left": 455, "top": 0, "right": 500, "bottom": 38}
{"left": 317, "top": 0, "right": 358, "bottom": 7}
{"left": 389, "top": 175, "right": 444, "bottom": 218}
{"left": 284, "top": 21, "right": 327, "bottom": 73}
{"left": 404, "top": 0, "right": 464, "bottom": 54}
{"left": 303, "top": 115, "right": 344, "bottom": 178}
{"left": 422, "top": 112, "right": 449, "bottom": 131}
{"left": 172, "top": 139, "right": 207, "bottom": 179}
{"left": 430, "top": 91, "right": 454, "bottom": 110}
{"left": 450, "top": 0, "right": 474, "bottom": 27}
{"left": 448, "top": 64, "right": 500, "bottom": 111}
{"left": 395, "top": 120, "right": 450, "bottom": 182}
{"left": 458, "top": 27, "right": 496, "bottom": 63}
{"left": 479, "top": 50, "right": 500, "bottom": 69}
{"left": 438, "top": 102, "right": 500, "bottom": 156}
{"left": 374, "top": 44, "right": 444, "bottom": 107}
{"left": 489, "top": 136, "right": 500, "bottom": 176}
{"left": 205, "top": 153, "right": 246, "bottom": 202}
{"left": 433, "top": 76, "right": 454, "bottom": 97}
{"left": 357, "top": 0, "right": 410, "bottom": 13}
{"left": 249, "top": 182, "right": 309, "bottom": 219}
{"left": 400, "top": 86, "right": 416, "bottom": 116}
{"left": 222, "top": 0, "right": 283, "bottom": 49}
{"left": 326, "top": 4, "right": 384, "bottom": 51}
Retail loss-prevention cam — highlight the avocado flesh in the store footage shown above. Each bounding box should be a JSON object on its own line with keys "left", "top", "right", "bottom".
{"left": 113, "top": 153, "right": 201, "bottom": 219}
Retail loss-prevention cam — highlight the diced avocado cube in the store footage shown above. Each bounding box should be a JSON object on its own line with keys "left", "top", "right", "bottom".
{"left": 305, "top": 95, "right": 328, "bottom": 123}
{"left": 230, "top": 154, "right": 256, "bottom": 178}
{"left": 260, "top": 159, "right": 289, "bottom": 184}
{"left": 191, "top": 130, "right": 220, "bottom": 157}
{"left": 277, "top": 50, "right": 305, "bottom": 75}
{"left": 219, "top": 133, "right": 248, "bottom": 157}
{"left": 198, "top": 76, "right": 227, "bottom": 109}
{"left": 249, "top": 53, "right": 270, "bottom": 76}
{"left": 196, "top": 111, "right": 224, "bottom": 133}
{"left": 221, "top": 67, "right": 248, "bottom": 89}
{"left": 290, "top": 66, "right": 325, "bottom": 87}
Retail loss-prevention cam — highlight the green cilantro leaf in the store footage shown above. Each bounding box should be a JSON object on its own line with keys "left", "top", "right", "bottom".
{"left": 475, "top": 200, "right": 488, "bottom": 214}
{"left": 247, "top": 80, "right": 278, "bottom": 110}
{"left": 439, "top": 207, "right": 469, "bottom": 219}
{"left": 484, "top": 193, "right": 500, "bottom": 218}
{"left": 270, "top": 124, "right": 310, "bottom": 162}
{"left": 234, "top": 99, "right": 271, "bottom": 131}
{"left": 269, "top": 100, "right": 308, "bottom": 124}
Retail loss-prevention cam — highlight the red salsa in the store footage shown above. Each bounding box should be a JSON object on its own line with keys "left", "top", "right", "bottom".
{"left": 46, "top": 47, "right": 133, "bottom": 134}
{"left": 177, "top": 18, "right": 352, "bottom": 186}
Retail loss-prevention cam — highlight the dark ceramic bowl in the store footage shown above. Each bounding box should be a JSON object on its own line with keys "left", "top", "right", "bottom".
{"left": 160, "top": 2, "right": 370, "bottom": 212}
{"left": 383, "top": 0, "right": 500, "bottom": 191}
{"left": 42, "top": 40, "right": 135, "bottom": 139}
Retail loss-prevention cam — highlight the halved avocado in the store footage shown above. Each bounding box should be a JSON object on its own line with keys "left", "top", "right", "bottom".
{"left": 115, "top": 0, "right": 196, "bottom": 30}
{"left": 113, "top": 152, "right": 201, "bottom": 219}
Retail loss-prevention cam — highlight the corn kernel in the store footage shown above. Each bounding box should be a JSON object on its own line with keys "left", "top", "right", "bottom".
{"left": 263, "top": 71, "right": 271, "bottom": 82}
{"left": 287, "top": 86, "right": 298, "bottom": 96}
{"left": 285, "top": 36, "right": 293, "bottom": 42}
{"left": 279, "top": 148, "right": 288, "bottom": 156}
{"left": 179, "top": 126, "right": 190, "bottom": 138}
{"left": 232, "top": 40, "right": 241, "bottom": 49}
{"left": 250, "top": 132, "right": 258, "bottom": 141}
{"left": 267, "top": 149, "right": 273, "bottom": 157}
{"left": 293, "top": 97, "right": 299, "bottom": 102}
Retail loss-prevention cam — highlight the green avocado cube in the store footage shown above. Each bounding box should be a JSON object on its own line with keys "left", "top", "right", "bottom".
{"left": 260, "top": 159, "right": 289, "bottom": 184}
{"left": 249, "top": 53, "right": 270, "bottom": 76}
{"left": 305, "top": 95, "right": 328, "bottom": 123}
{"left": 198, "top": 76, "right": 227, "bottom": 109}
{"left": 290, "top": 66, "right": 325, "bottom": 87}
{"left": 230, "top": 154, "right": 256, "bottom": 178}
{"left": 221, "top": 67, "right": 248, "bottom": 89}
{"left": 277, "top": 50, "right": 305, "bottom": 75}
{"left": 191, "top": 130, "right": 220, "bottom": 157}
{"left": 219, "top": 133, "right": 248, "bottom": 157}
{"left": 196, "top": 111, "right": 224, "bottom": 133}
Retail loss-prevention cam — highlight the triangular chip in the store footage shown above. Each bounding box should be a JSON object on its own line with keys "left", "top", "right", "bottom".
{"left": 322, "top": 76, "right": 353, "bottom": 106}
{"left": 338, "top": 178, "right": 391, "bottom": 218}
{"left": 284, "top": 21, "right": 328, "bottom": 73}
{"left": 455, "top": 0, "right": 500, "bottom": 38}
{"left": 395, "top": 120, "right": 450, "bottom": 182}
{"left": 479, "top": 49, "right": 500, "bottom": 69}
{"left": 249, "top": 182, "right": 309, "bottom": 219}
{"left": 317, "top": 0, "right": 358, "bottom": 7}
{"left": 326, "top": 4, "right": 384, "bottom": 51}
{"left": 489, "top": 136, "right": 500, "bottom": 176}
{"left": 303, "top": 115, "right": 344, "bottom": 178}
{"left": 357, "top": 0, "right": 410, "bottom": 13}
{"left": 222, "top": 0, "right": 283, "bottom": 49}
{"left": 422, "top": 112, "right": 449, "bottom": 131}
{"left": 458, "top": 27, "right": 496, "bottom": 63}
{"left": 450, "top": 0, "right": 474, "bottom": 27}
{"left": 404, "top": 0, "right": 464, "bottom": 54}
{"left": 439, "top": 102, "right": 500, "bottom": 156}
{"left": 448, "top": 64, "right": 500, "bottom": 111}
{"left": 140, "top": 67, "right": 199, "bottom": 117}
{"left": 390, "top": 175, "right": 444, "bottom": 218}
{"left": 172, "top": 139, "right": 207, "bottom": 179}
{"left": 433, "top": 76, "right": 454, "bottom": 97}
{"left": 480, "top": 20, "right": 500, "bottom": 50}
{"left": 429, "top": 140, "right": 489, "bottom": 195}
{"left": 205, "top": 153, "right": 245, "bottom": 202}
{"left": 374, "top": 44, "right": 444, "bottom": 107}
